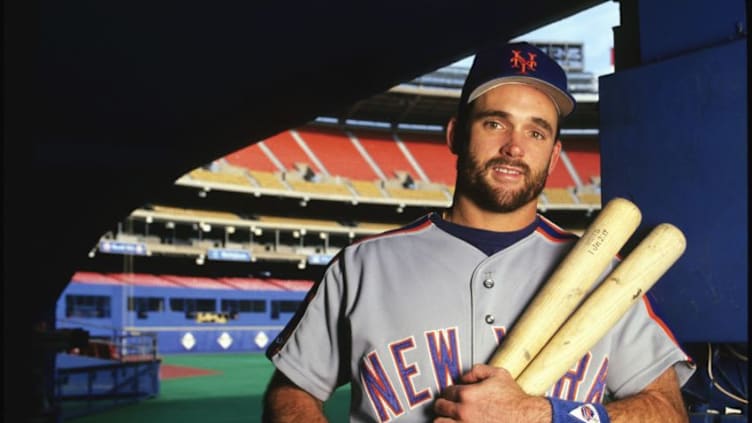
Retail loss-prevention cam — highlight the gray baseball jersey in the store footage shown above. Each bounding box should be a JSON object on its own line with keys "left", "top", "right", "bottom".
{"left": 267, "top": 212, "right": 695, "bottom": 422}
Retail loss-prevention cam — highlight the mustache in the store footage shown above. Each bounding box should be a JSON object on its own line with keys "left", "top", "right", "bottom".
{"left": 483, "top": 157, "right": 530, "bottom": 174}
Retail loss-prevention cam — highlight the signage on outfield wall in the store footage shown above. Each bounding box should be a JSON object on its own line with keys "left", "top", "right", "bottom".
{"left": 307, "top": 254, "right": 335, "bottom": 265}
{"left": 217, "top": 332, "right": 233, "bottom": 350}
{"left": 207, "top": 248, "right": 252, "bottom": 262}
{"left": 99, "top": 240, "right": 148, "bottom": 255}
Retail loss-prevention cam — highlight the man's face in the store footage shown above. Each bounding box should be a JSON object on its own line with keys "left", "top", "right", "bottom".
{"left": 454, "top": 83, "right": 561, "bottom": 213}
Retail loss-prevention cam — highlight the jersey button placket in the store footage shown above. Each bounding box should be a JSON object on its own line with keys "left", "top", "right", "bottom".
{"left": 482, "top": 275, "right": 495, "bottom": 325}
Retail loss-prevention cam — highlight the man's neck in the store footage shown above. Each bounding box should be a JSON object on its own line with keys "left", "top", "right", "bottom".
{"left": 444, "top": 196, "right": 539, "bottom": 232}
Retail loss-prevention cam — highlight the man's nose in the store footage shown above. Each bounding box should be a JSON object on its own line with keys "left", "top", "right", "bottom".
{"left": 500, "top": 133, "right": 524, "bottom": 157}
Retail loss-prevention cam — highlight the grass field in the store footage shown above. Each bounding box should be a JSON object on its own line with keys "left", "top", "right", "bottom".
{"left": 65, "top": 353, "right": 351, "bottom": 423}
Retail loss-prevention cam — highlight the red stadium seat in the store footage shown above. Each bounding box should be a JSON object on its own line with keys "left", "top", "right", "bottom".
{"left": 296, "top": 127, "right": 379, "bottom": 180}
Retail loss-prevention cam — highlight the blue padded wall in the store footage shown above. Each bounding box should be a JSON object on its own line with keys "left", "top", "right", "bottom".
{"left": 637, "top": 0, "right": 747, "bottom": 65}
{"left": 599, "top": 35, "right": 747, "bottom": 342}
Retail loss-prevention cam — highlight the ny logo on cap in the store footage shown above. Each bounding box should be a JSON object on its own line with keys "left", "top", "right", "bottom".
{"left": 510, "top": 49, "right": 537, "bottom": 74}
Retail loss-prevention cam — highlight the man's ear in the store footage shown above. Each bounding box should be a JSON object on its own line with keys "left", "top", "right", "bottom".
{"left": 548, "top": 139, "right": 562, "bottom": 176}
{"left": 446, "top": 117, "right": 459, "bottom": 155}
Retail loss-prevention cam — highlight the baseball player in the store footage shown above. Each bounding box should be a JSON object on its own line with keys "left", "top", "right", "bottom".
{"left": 263, "top": 42, "right": 695, "bottom": 423}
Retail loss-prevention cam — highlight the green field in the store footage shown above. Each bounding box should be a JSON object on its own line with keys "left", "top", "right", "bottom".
{"left": 65, "top": 353, "right": 351, "bottom": 423}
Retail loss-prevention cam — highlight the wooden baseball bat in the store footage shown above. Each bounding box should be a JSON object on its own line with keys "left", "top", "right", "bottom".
{"left": 515, "top": 223, "right": 687, "bottom": 395}
{"left": 488, "top": 197, "right": 641, "bottom": 378}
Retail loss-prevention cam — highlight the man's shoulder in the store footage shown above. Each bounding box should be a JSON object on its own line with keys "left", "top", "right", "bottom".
{"left": 353, "top": 214, "right": 437, "bottom": 247}
{"left": 534, "top": 214, "right": 580, "bottom": 244}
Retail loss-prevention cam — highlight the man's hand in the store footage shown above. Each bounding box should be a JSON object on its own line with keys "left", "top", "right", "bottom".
{"left": 433, "top": 364, "right": 550, "bottom": 423}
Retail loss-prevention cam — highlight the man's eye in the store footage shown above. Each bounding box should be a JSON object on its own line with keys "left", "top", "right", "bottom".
{"left": 484, "top": 121, "right": 503, "bottom": 130}
{"left": 531, "top": 131, "right": 545, "bottom": 140}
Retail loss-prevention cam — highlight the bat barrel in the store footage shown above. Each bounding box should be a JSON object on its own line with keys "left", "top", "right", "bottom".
{"left": 488, "top": 197, "right": 641, "bottom": 377}
{"left": 515, "top": 223, "right": 687, "bottom": 395}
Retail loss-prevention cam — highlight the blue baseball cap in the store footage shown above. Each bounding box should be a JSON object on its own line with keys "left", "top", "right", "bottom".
{"left": 460, "top": 41, "right": 576, "bottom": 117}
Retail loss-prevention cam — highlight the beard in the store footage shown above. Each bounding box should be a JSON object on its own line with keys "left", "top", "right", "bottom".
{"left": 455, "top": 151, "right": 550, "bottom": 213}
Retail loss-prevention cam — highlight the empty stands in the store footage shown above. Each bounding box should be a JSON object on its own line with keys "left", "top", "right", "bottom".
{"left": 543, "top": 187, "right": 577, "bottom": 205}
{"left": 563, "top": 138, "right": 601, "bottom": 188}
{"left": 384, "top": 185, "right": 451, "bottom": 202}
{"left": 108, "top": 273, "right": 181, "bottom": 287}
{"left": 218, "top": 277, "right": 288, "bottom": 291}
{"left": 349, "top": 179, "right": 386, "bottom": 199}
{"left": 248, "top": 170, "right": 289, "bottom": 191}
{"left": 265, "top": 279, "right": 315, "bottom": 291}
{"left": 150, "top": 205, "right": 243, "bottom": 222}
{"left": 256, "top": 215, "right": 349, "bottom": 233}
{"left": 70, "top": 273, "right": 316, "bottom": 293}
{"left": 397, "top": 133, "right": 456, "bottom": 186}
{"left": 545, "top": 159, "right": 577, "bottom": 189}
{"left": 295, "top": 127, "right": 379, "bottom": 180}
{"left": 352, "top": 130, "right": 414, "bottom": 181}
{"left": 160, "top": 275, "right": 235, "bottom": 290}
{"left": 262, "top": 131, "right": 321, "bottom": 173}
{"left": 225, "top": 142, "right": 279, "bottom": 172}
{"left": 176, "top": 126, "right": 601, "bottom": 209}
{"left": 71, "top": 272, "right": 125, "bottom": 285}
{"left": 188, "top": 168, "right": 252, "bottom": 188}
{"left": 133, "top": 205, "right": 403, "bottom": 237}
{"left": 285, "top": 178, "right": 354, "bottom": 198}
{"left": 577, "top": 191, "right": 601, "bottom": 206}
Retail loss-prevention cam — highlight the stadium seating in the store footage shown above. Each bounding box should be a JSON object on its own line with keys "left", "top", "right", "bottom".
{"left": 256, "top": 215, "right": 349, "bottom": 231}
{"left": 133, "top": 205, "right": 404, "bottom": 238}
{"left": 384, "top": 185, "right": 451, "bottom": 202}
{"left": 545, "top": 160, "right": 577, "bottom": 189}
{"left": 285, "top": 179, "right": 354, "bottom": 198}
{"left": 397, "top": 133, "right": 456, "bottom": 186}
{"left": 265, "top": 279, "right": 315, "bottom": 291}
{"left": 188, "top": 168, "right": 253, "bottom": 188}
{"left": 160, "top": 275, "right": 235, "bottom": 290}
{"left": 262, "top": 130, "right": 321, "bottom": 173}
{"left": 563, "top": 138, "right": 601, "bottom": 187}
{"left": 224, "top": 141, "right": 280, "bottom": 172}
{"left": 109, "top": 273, "right": 182, "bottom": 287}
{"left": 192, "top": 126, "right": 601, "bottom": 211}
{"left": 71, "top": 272, "right": 124, "bottom": 285}
{"left": 217, "top": 277, "right": 288, "bottom": 291}
{"left": 348, "top": 179, "right": 386, "bottom": 199}
{"left": 251, "top": 249, "right": 309, "bottom": 263}
{"left": 351, "top": 130, "right": 414, "bottom": 181}
{"left": 248, "top": 170, "right": 289, "bottom": 191}
{"left": 295, "top": 127, "right": 379, "bottom": 180}
{"left": 146, "top": 243, "right": 206, "bottom": 257}
{"left": 543, "top": 187, "right": 577, "bottom": 205}
{"left": 150, "top": 205, "right": 243, "bottom": 222}
{"left": 577, "top": 191, "right": 601, "bottom": 206}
